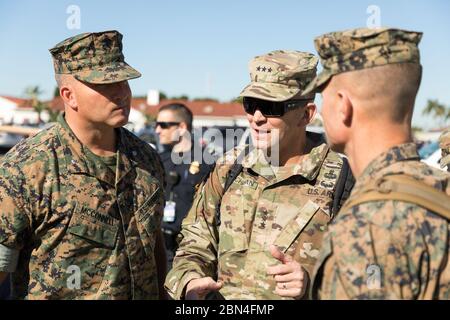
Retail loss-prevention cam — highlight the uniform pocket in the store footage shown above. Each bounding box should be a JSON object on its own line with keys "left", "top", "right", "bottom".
{"left": 218, "top": 193, "right": 248, "bottom": 255}
{"left": 273, "top": 200, "right": 321, "bottom": 253}
{"left": 67, "top": 203, "right": 119, "bottom": 249}
{"left": 134, "top": 185, "right": 164, "bottom": 258}
{"left": 136, "top": 185, "right": 164, "bottom": 235}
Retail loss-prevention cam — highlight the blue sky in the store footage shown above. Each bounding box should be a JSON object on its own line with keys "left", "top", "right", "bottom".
{"left": 0, "top": 0, "right": 449, "bottom": 128}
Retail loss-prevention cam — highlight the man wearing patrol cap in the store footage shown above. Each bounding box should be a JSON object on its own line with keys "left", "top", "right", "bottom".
{"left": 304, "top": 27, "right": 450, "bottom": 299}
{"left": 0, "top": 30, "right": 167, "bottom": 299}
{"left": 165, "top": 50, "right": 352, "bottom": 300}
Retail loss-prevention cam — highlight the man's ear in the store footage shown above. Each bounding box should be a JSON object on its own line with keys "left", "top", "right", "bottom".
{"left": 60, "top": 82, "right": 77, "bottom": 111}
{"left": 300, "top": 102, "right": 317, "bottom": 126}
{"left": 336, "top": 90, "right": 353, "bottom": 127}
{"left": 178, "top": 122, "right": 190, "bottom": 137}
{"left": 178, "top": 122, "right": 188, "bottom": 131}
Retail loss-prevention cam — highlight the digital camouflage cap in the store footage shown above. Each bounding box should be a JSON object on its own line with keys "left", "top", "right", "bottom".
{"left": 303, "top": 27, "right": 422, "bottom": 94}
{"left": 240, "top": 50, "right": 318, "bottom": 102}
{"left": 49, "top": 30, "right": 141, "bottom": 84}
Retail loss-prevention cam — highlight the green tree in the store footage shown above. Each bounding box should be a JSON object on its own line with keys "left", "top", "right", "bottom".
{"left": 25, "top": 86, "right": 47, "bottom": 124}
{"left": 159, "top": 91, "right": 168, "bottom": 101}
{"left": 422, "top": 99, "right": 449, "bottom": 127}
{"left": 232, "top": 96, "right": 244, "bottom": 103}
{"left": 53, "top": 86, "right": 60, "bottom": 98}
{"left": 46, "top": 108, "right": 60, "bottom": 122}
{"left": 412, "top": 126, "right": 423, "bottom": 133}
{"left": 25, "top": 86, "right": 60, "bottom": 124}
{"left": 170, "top": 94, "right": 189, "bottom": 101}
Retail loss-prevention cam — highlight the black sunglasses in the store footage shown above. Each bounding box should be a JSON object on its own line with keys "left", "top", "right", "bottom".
{"left": 156, "top": 121, "right": 180, "bottom": 129}
{"left": 242, "top": 97, "right": 308, "bottom": 117}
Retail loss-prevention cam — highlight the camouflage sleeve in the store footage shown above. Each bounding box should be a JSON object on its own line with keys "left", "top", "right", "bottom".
{"left": 140, "top": 139, "right": 166, "bottom": 229}
{"left": 0, "top": 163, "right": 32, "bottom": 252}
{"left": 164, "top": 162, "right": 225, "bottom": 300}
{"left": 0, "top": 244, "right": 20, "bottom": 272}
{"left": 316, "top": 201, "right": 443, "bottom": 300}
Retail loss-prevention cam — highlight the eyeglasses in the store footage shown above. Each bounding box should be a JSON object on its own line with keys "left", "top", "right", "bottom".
{"left": 155, "top": 121, "right": 180, "bottom": 129}
{"left": 242, "top": 97, "right": 308, "bottom": 117}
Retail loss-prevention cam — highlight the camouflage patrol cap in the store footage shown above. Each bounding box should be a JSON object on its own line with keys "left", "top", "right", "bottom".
{"left": 240, "top": 50, "right": 318, "bottom": 102}
{"left": 49, "top": 30, "right": 141, "bottom": 84}
{"left": 303, "top": 27, "right": 423, "bottom": 94}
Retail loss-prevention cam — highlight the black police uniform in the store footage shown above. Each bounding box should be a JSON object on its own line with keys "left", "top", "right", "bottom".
{"left": 159, "top": 143, "right": 213, "bottom": 271}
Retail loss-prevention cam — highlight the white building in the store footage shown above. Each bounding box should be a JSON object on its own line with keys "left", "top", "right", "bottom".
{"left": 0, "top": 95, "right": 50, "bottom": 125}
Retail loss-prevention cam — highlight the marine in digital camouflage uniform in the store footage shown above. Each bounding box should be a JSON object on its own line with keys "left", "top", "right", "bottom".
{"left": 0, "top": 30, "right": 166, "bottom": 299}
{"left": 439, "top": 128, "right": 450, "bottom": 172}
{"left": 165, "top": 50, "right": 347, "bottom": 300}
{"left": 303, "top": 28, "right": 450, "bottom": 299}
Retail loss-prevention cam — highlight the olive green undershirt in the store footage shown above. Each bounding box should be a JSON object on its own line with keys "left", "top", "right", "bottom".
{"left": 85, "top": 147, "right": 117, "bottom": 176}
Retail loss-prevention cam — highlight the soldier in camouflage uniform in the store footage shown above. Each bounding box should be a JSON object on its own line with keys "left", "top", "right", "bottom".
{"left": 165, "top": 50, "right": 347, "bottom": 300}
{"left": 0, "top": 30, "right": 167, "bottom": 299}
{"left": 439, "top": 128, "right": 450, "bottom": 172}
{"left": 303, "top": 28, "right": 450, "bottom": 299}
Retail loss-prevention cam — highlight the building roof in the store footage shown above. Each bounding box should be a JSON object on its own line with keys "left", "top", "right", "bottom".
{"left": 4, "top": 95, "right": 246, "bottom": 119}
{"left": 0, "top": 95, "right": 32, "bottom": 108}
{"left": 141, "top": 99, "right": 246, "bottom": 118}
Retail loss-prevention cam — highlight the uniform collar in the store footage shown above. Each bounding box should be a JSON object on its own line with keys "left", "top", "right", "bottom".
{"left": 357, "top": 142, "right": 420, "bottom": 186}
{"left": 56, "top": 112, "right": 137, "bottom": 186}
{"left": 242, "top": 132, "right": 329, "bottom": 183}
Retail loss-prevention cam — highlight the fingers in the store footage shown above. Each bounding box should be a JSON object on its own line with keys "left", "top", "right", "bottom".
{"left": 273, "top": 275, "right": 306, "bottom": 299}
{"left": 270, "top": 245, "right": 294, "bottom": 265}
{"left": 273, "top": 270, "right": 304, "bottom": 283}
{"left": 267, "top": 263, "right": 295, "bottom": 276}
{"left": 273, "top": 284, "right": 304, "bottom": 298}
{"left": 269, "top": 245, "right": 284, "bottom": 262}
{"left": 269, "top": 245, "right": 287, "bottom": 263}
{"left": 185, "top": 277, "right": 222, "bottom": 300}
{"left": 276, "top": 280, "right": 302, "bottom": 290}
{"left": 267, "top": 262, "right": 308, "bottom": 299}
{"left": 207, "top": 279, "right": 223, "bottom": 291}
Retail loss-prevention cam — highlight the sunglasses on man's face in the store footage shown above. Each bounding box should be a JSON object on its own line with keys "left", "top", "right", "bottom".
{"left": 242, "top": 97, "right": 308, "bottom": 117}
{"left": 155, "top": 121, "right": 180, "bottom": 129}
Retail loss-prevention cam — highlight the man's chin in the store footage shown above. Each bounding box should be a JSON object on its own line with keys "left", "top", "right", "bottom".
{"left": 111, "top": 116, "right": 129, "bottom": 128}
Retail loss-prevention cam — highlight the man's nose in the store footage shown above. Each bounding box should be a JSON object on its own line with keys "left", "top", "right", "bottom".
{"left": 111, "top": 81, "right": 130, "bottom": 99}
{"left": 253, "top": 109, "right": 267, "bottom": 123}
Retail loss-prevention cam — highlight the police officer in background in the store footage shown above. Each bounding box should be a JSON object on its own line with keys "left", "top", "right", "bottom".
{"left": 156, "top": 103, "right": 212, "bottom": 271}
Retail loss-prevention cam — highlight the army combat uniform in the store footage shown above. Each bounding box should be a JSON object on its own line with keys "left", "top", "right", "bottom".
{"left": 0, "top": 31, "right": 165, "bottom": 299}
{"left": 165, "top": 50, "right": 346, "bottom": 300}
{"left": 303, "top": 28, "right": 450, "bottom": 299}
